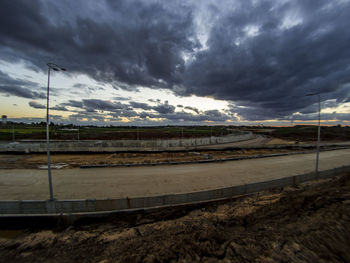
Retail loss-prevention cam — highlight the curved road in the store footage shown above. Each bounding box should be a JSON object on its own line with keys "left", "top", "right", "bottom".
{"left": 0, "top": 149, "right": 349, "bottom": 200}
{"left": 196, "top": 134, "right": 269, "bottom": 149}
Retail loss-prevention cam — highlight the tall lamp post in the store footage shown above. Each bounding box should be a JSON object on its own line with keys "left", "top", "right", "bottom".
{"left": 46, "top": 63, "right": 66, "bottom": 201}
{"left": 306, "top": 92, "right": 321, "bottom": 178}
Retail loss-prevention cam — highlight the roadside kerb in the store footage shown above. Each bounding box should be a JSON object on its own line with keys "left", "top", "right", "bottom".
{"left": 1, "top": 165, "right": 349, "bottom": 215}
{"left": 0, "top": 132, "right": 253, "bottom": 153}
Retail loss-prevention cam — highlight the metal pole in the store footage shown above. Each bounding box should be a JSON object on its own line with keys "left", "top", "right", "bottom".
{"left": 12, "top": 125, "right": 15, "bottom": 141}
{"left": 315, "top": 94, "right": 321, "bottom": 178}
{"left": 77, "top": 127, "right": 80, "bottom": 141}
{"left": 210, "top": 126, "right": 212, "bottom": 144}
{"left": 46, "top": 67, "right": 54, "bottom": 201}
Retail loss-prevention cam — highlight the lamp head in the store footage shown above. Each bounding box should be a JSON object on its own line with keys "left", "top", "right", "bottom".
{"left": 47, "top": 63, "right": 67, "bottom": 71}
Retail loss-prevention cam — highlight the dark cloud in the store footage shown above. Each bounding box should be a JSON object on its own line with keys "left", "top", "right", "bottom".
{"left": 129, "top": 101, "right": 152, "bottom": 110}
{"left": 28, "top": 101, "right": 46, "bottom": 109}
{"left": 54, "top": 97, "right": 234, "bottom": 123}
{"left": 0, "top": 70, "right": 45, "bottom": 99}
{"left": 148, "top": 98, "right": 161, "bottom": 103}
{"left": 59, "top": 99, "right": 131, "bottom": 114}
{"left": 291, "top": 112, "right": 350, "bottom": 121}
{"left": 111, "top": 109, "right": 139, "bottom": 119}
{"left": 69, "top": 83, "right": 105, "bottom": 96}
{"left": 184, "top": 0, "right": 350, "bottom": 120}
{"left": 61, "top": 100, "right": 84, "bottom": 108}
{"left": 152, "top": 101, "right": 176, "bottom": 114}
{"left": 0, "top": 0, "right": 198, "bottom": 88}
{"left": 114, "top": 96, "right": 130, "bottom": 101}
{"left": 82, "top": 99, "right": 126, "bottom": 111}
{"left": 130, "top": 100, "right": 177, "bottom": 114}
{"left": 138, "top": 109, "right": 233, "bottom": 123}
{"left": 1, "top": 0, "right": 350, "bottom": 122}
{"left": 184, "top": 106, "right": 200, "bottom": 114}
{"left": 51, "top": 105, "right": 69, "bottom": 111}
{"left": 0, "top": 85, "right": 45, "bottom": 100}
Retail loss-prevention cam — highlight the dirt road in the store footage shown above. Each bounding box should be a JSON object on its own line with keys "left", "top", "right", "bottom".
{"left": 0, "top": 149, "right": 349, "bottom": 200}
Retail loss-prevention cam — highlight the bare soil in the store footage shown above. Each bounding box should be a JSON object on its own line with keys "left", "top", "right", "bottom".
{"left": 1, "top": 173, "right": 349, "bottom": 262}
{"left": 0, "top": 148, "right": 306, "bottom": 169}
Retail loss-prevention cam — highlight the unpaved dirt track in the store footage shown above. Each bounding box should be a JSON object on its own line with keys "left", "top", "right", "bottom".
{"left": 0, "top": 174, "right": 349, "bottom": 262}
{"left": 0, "top": 149, "right": 349, "bottom": 200}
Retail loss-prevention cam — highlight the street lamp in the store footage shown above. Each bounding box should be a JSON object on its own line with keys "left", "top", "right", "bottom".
{"left": 306, "top": 92, "right": 321, "bottom": 178}
{"left": 46, "top": 63, "right": 66, "bottom": 201}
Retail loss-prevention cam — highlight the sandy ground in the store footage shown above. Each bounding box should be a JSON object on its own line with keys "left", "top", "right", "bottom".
{"left": 0, "top": 149, "right": 349, "bottom": 200}
{"left": 1, "top": 136, "right": 348, "bottom": 169}
{"left": 0, "top": 173, "right": 349, "bottom": 262}
{"left": 0, "top": 135, "right": 276, "bottom": 169}
{"left": 0, "top": 148, "right": 305, "bottom": 169}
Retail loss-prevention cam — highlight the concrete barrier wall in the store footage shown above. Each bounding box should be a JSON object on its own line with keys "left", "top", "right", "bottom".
{"left": 1, "top": 165, "right": 349, "bottom": 215}
{"left": 0, "top": 132, "right": 253, "bottom": 153}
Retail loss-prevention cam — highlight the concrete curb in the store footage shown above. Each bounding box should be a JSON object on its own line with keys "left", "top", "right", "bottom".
{"left": 1, "top": 165, "right": 349, "bottom": 216}
{"left": 0, "top": 133, "right": 254, "bottom": 153}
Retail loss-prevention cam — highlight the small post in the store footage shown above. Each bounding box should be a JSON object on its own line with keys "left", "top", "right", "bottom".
{"left": 306, "top": 92, "right": 322, "bottom": 179}
{"left": 181, "top": 127, "right": 184, "bottom": 145}
{"left": 210, "top": 126, "right": 212, "bottom": 144}
{"left": 315, "top": 94, "right": 321, "bottom": 178}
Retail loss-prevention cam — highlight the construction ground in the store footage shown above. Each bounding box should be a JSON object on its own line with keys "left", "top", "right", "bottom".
{"left": 0, "top": 172, "right": 349, "bottom": 262}
{"left": 1, "top": 127, "right": 350, "bottom": 262}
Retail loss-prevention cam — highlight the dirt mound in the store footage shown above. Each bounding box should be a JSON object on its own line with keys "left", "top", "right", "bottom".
{"left": 1, "top": 174, "right": 350, "bottom": 262}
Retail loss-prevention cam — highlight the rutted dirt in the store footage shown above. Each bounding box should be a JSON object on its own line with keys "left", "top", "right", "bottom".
{"left": 1, "top": 174, "right": 349, "bottom": 262}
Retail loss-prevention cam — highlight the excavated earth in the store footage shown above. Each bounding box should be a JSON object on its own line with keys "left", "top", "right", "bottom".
{"left": 0, "top": 173, "right": 349, "bottom": 262}
{"left": 0, "top": 148, "right": 306, "bottom": 169}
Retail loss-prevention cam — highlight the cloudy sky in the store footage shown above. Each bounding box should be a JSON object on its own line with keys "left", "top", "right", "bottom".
{"left": 0, "top": 0, "right": 349, "bottom": 126}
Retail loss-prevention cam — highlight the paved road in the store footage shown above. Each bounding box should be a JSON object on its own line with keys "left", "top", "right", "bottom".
{"left": 196, "top": 135, "right": 269, "bottom": 149}
{"left": 0, "top": 149, "right": 349, "bottom": 200}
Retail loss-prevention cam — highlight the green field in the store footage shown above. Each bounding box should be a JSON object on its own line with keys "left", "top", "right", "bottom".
{"left": 246, "top": 125, "right": 350, "bottom": 141}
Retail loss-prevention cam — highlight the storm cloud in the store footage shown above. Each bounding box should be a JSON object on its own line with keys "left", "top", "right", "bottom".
{"left": 184, "top": 0, "right": 350, "bottom": 120}
{"left": 0, "top": 0, "right": 197, "bottom": 88}
{"left": 0, "top": 70, "right": 45, "bottom": 99}
{"left": 53, "top": 98, "right": 234, "bottom": 123}
{"left": 1, "top": 0, "right": 350, "bottom": 121}
{"left": 28, "top": 101, "right": 46, "bottom": 109}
